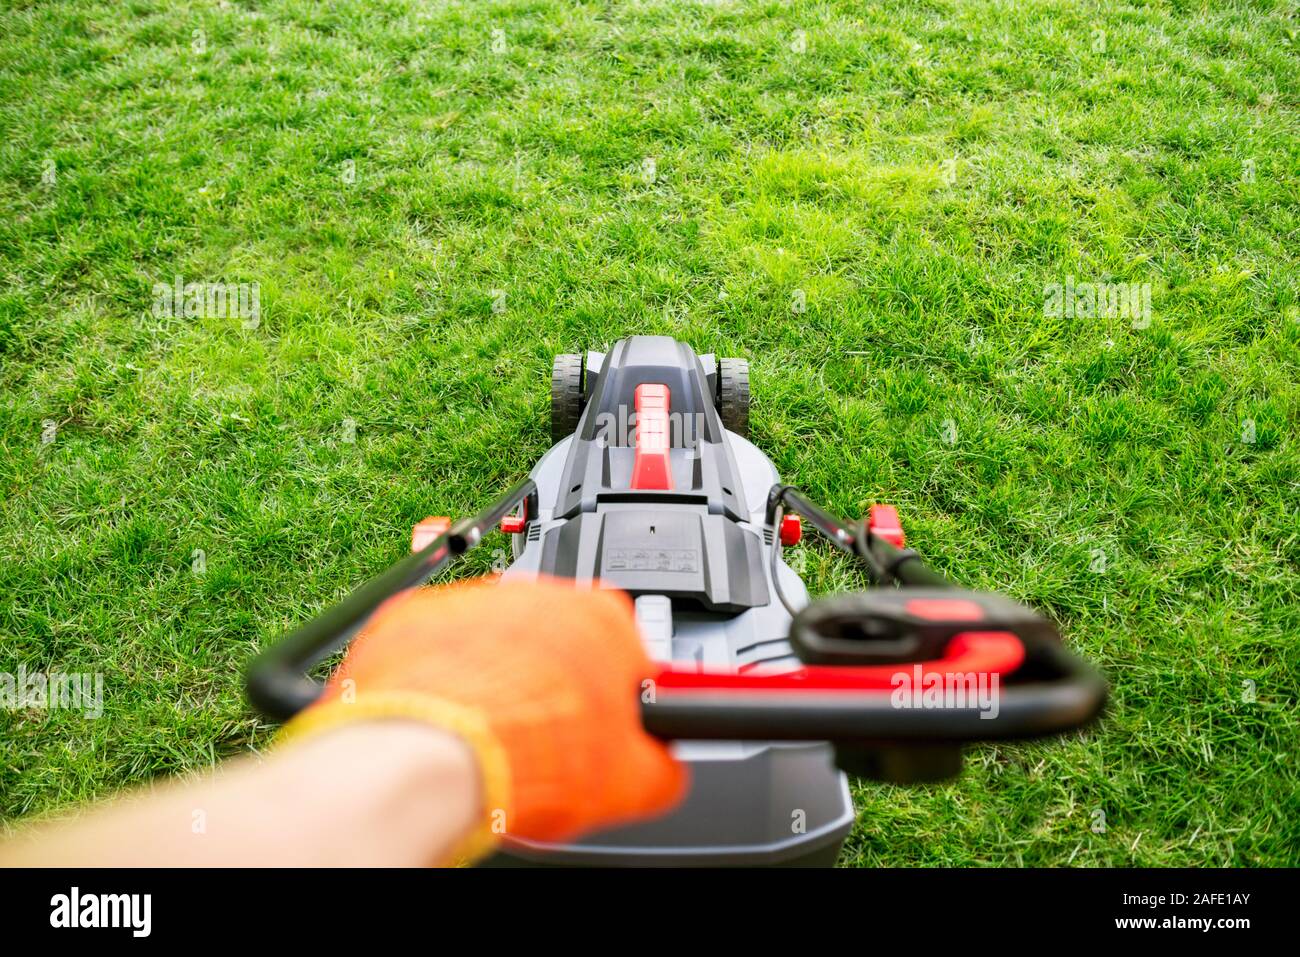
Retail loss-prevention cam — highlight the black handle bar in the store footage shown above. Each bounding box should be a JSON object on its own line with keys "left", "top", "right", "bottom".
{"left": 247, "top": 479, "right": 538, "bottom": 721}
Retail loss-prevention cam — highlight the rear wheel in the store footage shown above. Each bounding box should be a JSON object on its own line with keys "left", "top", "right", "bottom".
{"left": 716, "top": 357, "right": 750, "bottom": 438}
{"left": 550, "top": 353, "right": 585, "bottom": 442}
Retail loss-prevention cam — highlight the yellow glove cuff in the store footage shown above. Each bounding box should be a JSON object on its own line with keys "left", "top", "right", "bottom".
{"left": 277, "top": 691, "right": 512, "bottom": 866}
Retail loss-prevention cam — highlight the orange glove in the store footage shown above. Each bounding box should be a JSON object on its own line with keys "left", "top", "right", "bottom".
{"left": 278, "top": 576, "right": 687, "bottom": 862}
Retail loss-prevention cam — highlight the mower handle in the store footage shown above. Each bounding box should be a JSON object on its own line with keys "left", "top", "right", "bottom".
{"left": 246, "top": 479, "right": 538, "bottom": 721}
{"left": 247, "top": 482, "right": 1105, "bottom": 755}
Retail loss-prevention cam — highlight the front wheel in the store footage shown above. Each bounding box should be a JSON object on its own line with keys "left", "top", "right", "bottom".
{"left": 550, "top": 353, "right": 586, "bottom": 442}
{"left": 716, "top": 357, "right": 750, "bottom": 438}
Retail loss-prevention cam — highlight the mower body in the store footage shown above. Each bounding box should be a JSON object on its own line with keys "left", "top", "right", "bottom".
{"left": 494, "top": 336, "right": 854, "bottom": 866}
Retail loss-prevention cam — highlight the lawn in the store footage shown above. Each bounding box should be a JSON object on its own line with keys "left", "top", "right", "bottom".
{"left": 0, "top": 0, "right": 1296, "bottom": 865}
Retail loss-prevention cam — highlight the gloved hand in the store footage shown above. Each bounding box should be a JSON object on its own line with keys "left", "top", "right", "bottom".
{"left": 278, "top": 576, "right": 687, "bottom": 862}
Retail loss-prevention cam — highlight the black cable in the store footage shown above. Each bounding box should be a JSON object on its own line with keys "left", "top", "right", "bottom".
{"left": 770, "top": 504, "right": 800, "bottom": 617}
{"left": 775, "top": 497, "right": 894, "bottom": 615}
{"left": 854, "top": 515, "right": 890, "bottom": 585}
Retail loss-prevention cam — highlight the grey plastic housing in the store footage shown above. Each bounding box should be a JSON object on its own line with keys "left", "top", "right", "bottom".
{"left": 495, "top": 337, "right": 854, "bottom": 866}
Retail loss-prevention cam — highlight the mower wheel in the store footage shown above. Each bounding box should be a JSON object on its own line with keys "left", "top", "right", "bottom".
{"left": 550, "top": 353, "right": 586, "bottom": 442}
{"left": 716, "top": 357, "right": 750, "bottom": 437}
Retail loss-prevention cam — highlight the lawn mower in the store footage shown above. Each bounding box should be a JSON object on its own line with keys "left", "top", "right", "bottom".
{"left": 248, "top": 335, "right": 1106, "bottom": 866}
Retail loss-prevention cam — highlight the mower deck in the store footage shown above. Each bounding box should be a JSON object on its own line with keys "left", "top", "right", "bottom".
{"left": 495, "top": 337, "right": 854, "bottom": 865}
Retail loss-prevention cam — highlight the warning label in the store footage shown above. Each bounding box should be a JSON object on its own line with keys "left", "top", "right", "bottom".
{"left": 605, "top": 548, "right": 699, "bottom": 573}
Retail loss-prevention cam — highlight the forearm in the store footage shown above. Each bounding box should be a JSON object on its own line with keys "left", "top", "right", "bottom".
{"left": 0, "top": 722, "right": 482, "bottom": 867}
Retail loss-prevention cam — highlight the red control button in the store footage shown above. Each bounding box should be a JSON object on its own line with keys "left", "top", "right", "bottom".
{"left": 780, "top": 514, "right": 802, "bottom": 546}
{"left": 868, "top": 504, "right": 905, "bottom": 547}
{"left": 905, "top": 598, "right": 984, "bottom": 622}
{"left": 411, "top": 516, "right": 451, "bottom": 553}
{"left": 500, "top": 498, "right": 529, "bottom": 535}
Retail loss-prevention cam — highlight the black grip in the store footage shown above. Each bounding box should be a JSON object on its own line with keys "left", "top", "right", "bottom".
{"left": 641, "top": 636, "right": 1106, "bottom": 743}
{"left": 789, "top": 588, "right": 1060, "bottom": 665}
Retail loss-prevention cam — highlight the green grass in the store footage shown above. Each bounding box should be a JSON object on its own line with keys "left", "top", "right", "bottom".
{"left": 1, "top": 0, "right": 1297, "bottom": 865}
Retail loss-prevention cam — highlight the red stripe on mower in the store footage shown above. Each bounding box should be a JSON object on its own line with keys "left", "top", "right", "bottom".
{"left": 631, "top": 383, "right": 674, "bottom": 490}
